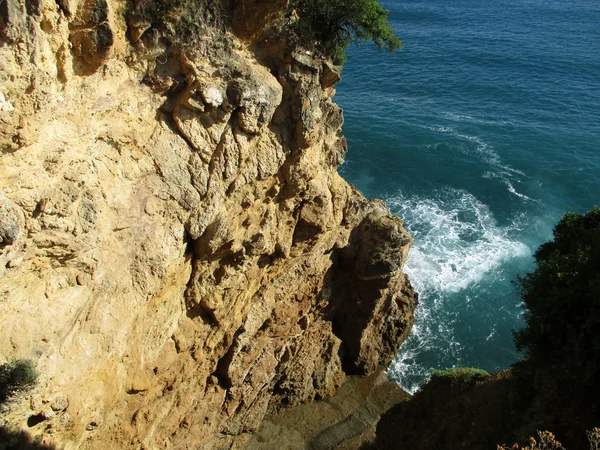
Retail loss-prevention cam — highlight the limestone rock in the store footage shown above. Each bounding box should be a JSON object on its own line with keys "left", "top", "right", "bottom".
{"left": 69, "top": 22, "right": 114, "bottom": 72}
{"left": 247, "top": 367, "right": 410, "bottom": 450}
{"left": 0, "top": 1, "right": 417, "bottom": 449}
{"left": 321, "top": 61, "right": 343, "bottom": 89}
{"left": 201, "top": 86, "right": 225, "bottom": 108}
{"left": 292, "top": 51, "right": 321, "bottom": 74}
{"left": 0, "top": 92, "right": 14, "bottom": 112}
{"left": 0, "top": 193, "right": 20, "bottom": 247}
{"left": 232, "top": 0, "right": 287, "bottom": 40}
{"left": 293, "top": 77, "right": 323, "bottom": 148}
{"left": 0, "top": 0, "right": 32, "bottom": 42}
{"left": 57, "top": 0, "right": 79, "bottom": 17}
{"left": 50, "top": 394, "right": 69, "bottom": 412}
{"left": 69, "top": 0, "right": 114, "bottom": 74}
{"left": 331, "top": 206, "right": 417, "bottom": 374}
{"left": 128, "top": 373, "right": 151, "bottom": 393}
{"left": 227, "top": 69, "right": 283, "bottom": 134}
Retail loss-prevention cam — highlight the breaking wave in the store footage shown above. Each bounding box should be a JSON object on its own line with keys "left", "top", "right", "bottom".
{"left": 385, "top": 188, "right": 530, "bottom": 393}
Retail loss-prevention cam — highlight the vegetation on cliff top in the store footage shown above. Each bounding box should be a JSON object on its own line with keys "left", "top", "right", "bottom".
{"left": 430, "top": 367, "right": 489, "bottom": 384}
{"left": 370, "top": 208, "right": 600, "bottom": 449}
{"left": 515, "top": 206, "right": 600, "bottom": 392}
{"left": 498, "top": 428, "right": 600, "bottom": 450}
{"left": 126, "top": 0, "right": 226, "bottom": 41}
{"left": 291, "top": 0, "right": 402, "bottom": 64}
{"left": 126, "top": 0, "right": 400, "bottom": 65}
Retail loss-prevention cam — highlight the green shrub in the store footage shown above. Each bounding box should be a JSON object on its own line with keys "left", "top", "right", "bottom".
{"left": 291, "top": 0, "right": 401, "bottom": 64}
{"left": 370, "top": 246, "right": 385, "bottom": 264}
{"left": 0, "top": 359, "right": 38, "bottom": 403}
{"left": 126, "top": 0, "right": 226, "bottom": 42}
{"left": 431, "top": 367, "right": 489, "bottom": 384}
{"left": 514, "top": 207, "right": 600, "bottom": 388}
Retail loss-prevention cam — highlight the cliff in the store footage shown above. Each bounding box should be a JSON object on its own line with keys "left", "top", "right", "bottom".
{"left": 0, "top": 1, "right": 417, "bottom": 448}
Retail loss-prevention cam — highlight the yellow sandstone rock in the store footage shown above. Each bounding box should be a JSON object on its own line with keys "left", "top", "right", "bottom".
{"left": 0, "top": 1, "right": 417, "bottom": 448}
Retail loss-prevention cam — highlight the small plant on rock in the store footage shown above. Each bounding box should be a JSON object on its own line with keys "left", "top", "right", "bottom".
{"left": 588, "top": 428, "right": 600, "bottom": 450}
{"left": 370, "top": 246, "right": 385, "bottom": 264}
{"left": 497, "top": 428, "right": 600, "bottom": 450}
{"left": 430, "top": 367, "right": 489, "bottom": 384}
{"left": 497, "top": 430, "right": 565, "bottom": 450}
{"left": 0, "top": 359, "right": 38, "bottom": 403}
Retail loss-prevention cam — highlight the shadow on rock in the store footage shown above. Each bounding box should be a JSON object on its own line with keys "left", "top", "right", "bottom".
{"left": 0, "top": 426, "right": 57, "bottom": 450}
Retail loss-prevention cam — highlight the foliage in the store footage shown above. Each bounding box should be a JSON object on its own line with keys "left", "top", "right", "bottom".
{"left": 0, "top": 359, "right": 38, "bottom": 403}
{"left": 370, "top": 246, "right": 385, "bottom": 264}
{"left": 497, "top": 430, "right": 565, "bottom": 450}
{"left": 588, "top": 428, "right": 600, "bottom": 450}
{"left": 291, "top": 0, "right": 401, "bottom": 64}
{"left": 430, "top": 367, "right": 489, "bottom": 384}
{"left": 514, "top": 207, "right": 600, "bottom": 387}
{"left": 127, "top": 0, "right": 225, "bottom": 41}
{"left": 498, "top": 428, "right": 600, "bottom": 450}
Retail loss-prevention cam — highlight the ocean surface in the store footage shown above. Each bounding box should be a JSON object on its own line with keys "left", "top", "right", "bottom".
{"left": 335, "top": 0, "right": 600, "bottom": 393}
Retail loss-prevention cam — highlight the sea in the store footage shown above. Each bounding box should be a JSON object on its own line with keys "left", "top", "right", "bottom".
{"left": 335, "top": 0, "right": 600, "bottom": 393}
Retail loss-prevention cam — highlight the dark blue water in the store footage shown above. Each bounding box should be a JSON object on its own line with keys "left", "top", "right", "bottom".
{"left": 336, "top": 0, "right": 600, "bottom": 393}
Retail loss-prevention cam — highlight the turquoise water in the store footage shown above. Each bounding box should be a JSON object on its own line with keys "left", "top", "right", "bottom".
{"left": 336, "top": 0, "right": 600, "bottom": 393}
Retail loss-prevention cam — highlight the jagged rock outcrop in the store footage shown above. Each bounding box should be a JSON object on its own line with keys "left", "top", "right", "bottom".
{"left": 247, "top": 367, "right": 410, "bottom": 450}
{"left": 0, "top": 1, "right": 417, "bottom": 448}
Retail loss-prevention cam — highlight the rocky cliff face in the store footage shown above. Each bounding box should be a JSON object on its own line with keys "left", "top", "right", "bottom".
{"left": 0, "top": 1, "right": 417, "bottom": 448}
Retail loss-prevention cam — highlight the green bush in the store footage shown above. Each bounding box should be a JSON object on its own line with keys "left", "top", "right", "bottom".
{"left": 0, "top": 359, "right": 38, "bottom": 403}
{"left": 370, "top": 246, "right": 385, "bottom": 263}
{"left": 514, "top": 207, "right": 600, "bottom": 387}
{"left": 291, "top": 0, "right": 401, "bottom": 64}
{"left": 126, "top": 0, "right": 225, "bottom": 41}
{"left": 430, "top": 367, "right": 489, "bottom": 384}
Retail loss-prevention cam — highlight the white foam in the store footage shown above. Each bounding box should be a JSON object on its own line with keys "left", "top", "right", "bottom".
{"left": 389, "top": 189, "right": 529, "bottom": 295}
{"left": 440, "top": 126, "right": 526, "bottom": 176}
{"left": 504, "top": 179, "right": 534, "bottom": 201}
{"left": 441, "top": 111, "right": 515, "bottom": 126}
{"left": 429, "top": 126, "right": 534, "bottom": 202}
{"left": 484, "top": 173, "right": 540, "bottom": 203}
{"left": 386, "top": 188, "right": 530, "bottom": 393}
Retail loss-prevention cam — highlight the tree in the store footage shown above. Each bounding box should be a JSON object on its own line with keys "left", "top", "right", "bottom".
{"left": 514, "top": 207, "right": 600, "bottom": 387}
{"left": 291, "top": 0, "right": 401, "bottom": 65}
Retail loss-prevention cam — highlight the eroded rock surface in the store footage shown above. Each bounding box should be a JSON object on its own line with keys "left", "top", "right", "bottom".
{"left": 247, "top": 367, "right": 410, "bottom": 450}
{"left": 0, "top": 1, "right": 417, "bottom": 448}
